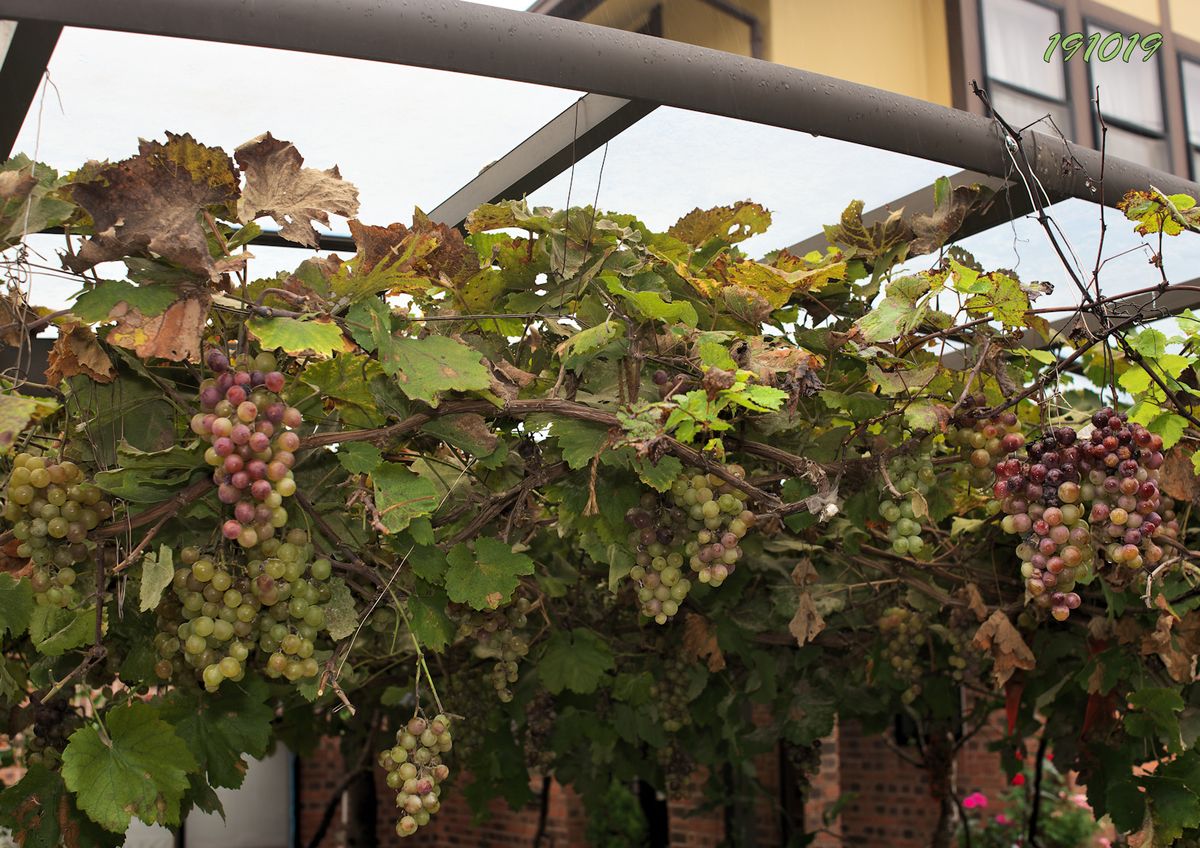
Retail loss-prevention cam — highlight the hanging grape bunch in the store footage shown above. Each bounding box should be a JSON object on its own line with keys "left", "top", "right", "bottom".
{"left": 523, "top": 690, "right": 557, "bottom": 773}
{"left": 381, "top": 713, "right": 453, "bottom": 838}
{"left": 4, "top": 451, "right": 113, "bottom": 609}
{"left": 153, "top": 529, "right": 338, "bottom": 692}
{"left": 877, "top": 606, "right": 926, "bottom": 705}
{"left": 626, "top": 470, "right": 756, "bottom": 624}
{"left": 450, "top": 595, "right": 534, "bottom": 702}
{"left": 191, "top": 349, "right": 302, "bottom": 549}
{"left": 948, "top": 400, "right": 1026, "bottom": 490}
{"left": 23, "top": 692, "right": 82, "bottom": 767}
{"left": 878, "top": 454, "right": 937, "bottom": 556}
{"left": 651, "top": 655, "right": 695, "bottom": 733}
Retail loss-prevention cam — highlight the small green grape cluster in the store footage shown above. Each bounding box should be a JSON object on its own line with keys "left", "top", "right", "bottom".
{"left": 451, "top": 596, "right": 534, "bottom": 703}
{"left": 878, "top": 455, "right": 935, "bottom": 557}
{"left": 4, "top": 452, "right": 113, "bottom": 609}
{"left": 877, "top": 606, "right": 926, "bottom": 705}
{"left": 381, "top": 713, "right": 453, "bottom": 838}
{"left": 651, "top": 656, "right": 694, "bottom": 734}
{"left": 626, "top": 469, "right": 756, "bottom": 624}
{"left": 152, "top": 529, "right": 339, "bottom": 692}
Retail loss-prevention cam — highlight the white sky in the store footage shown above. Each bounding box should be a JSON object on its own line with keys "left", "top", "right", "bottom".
{"left": 10, "top": 0, "right": 1200, "bottom": 318}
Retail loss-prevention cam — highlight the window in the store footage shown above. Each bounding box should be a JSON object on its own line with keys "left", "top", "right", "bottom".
{"left": 981, "top": 0, "right": 1072, "bottom": 134}
{"left": 1181, "top": 58, "right": 1200, "bottom": 178}
{"left": 1088, "top": 24, "right": 1169, "bottom": 171}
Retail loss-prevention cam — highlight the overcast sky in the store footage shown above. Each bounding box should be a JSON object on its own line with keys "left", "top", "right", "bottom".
{"left": 12, "top": 0, "right": 1200, "bottom": 317}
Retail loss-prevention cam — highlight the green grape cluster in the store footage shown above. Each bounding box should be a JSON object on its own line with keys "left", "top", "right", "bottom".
{"left": 626, "top": 468, "right": 756, "bottom": 624}
{"left": 451, "top": 595, "right": 534, "bottom": 703}
{"left": 651, "top": 656, "right": 694, "bottom": 734}
{"left": 877, "top": 606, "right": 926, "bottom": 705}
{"left": 381, "top": 713, "right": 453, "bottom": 838}
{"left": 152, "top": 528, "right": 339, "bottom": 692}
{"left": 877, "top": 455, "right": 935, "bottom": 557}
{"left": 656, "top": 742, "right": 695, "bottom": 798}
{"left": 4, "top": 451, "right": 113, "bottom": 609}
{"left": 947, "top": 401, "right": 1025, "bottom": 488}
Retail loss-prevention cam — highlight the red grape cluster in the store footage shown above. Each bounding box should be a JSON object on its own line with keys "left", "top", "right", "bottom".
{"left": 993, "top": 408, "right": 1176, "bottom": 621}
{"left": 949, "top": 402, "right": 1026, "bottom": 488}
{"left": 191, "top": 349, "right": 302, "bottom": 549}
{"left": 381, "top": 713, "right": 453, "bottom": 838}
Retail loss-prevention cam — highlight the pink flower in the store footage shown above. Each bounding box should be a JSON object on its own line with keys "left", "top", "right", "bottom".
{"left": 1099, "top": 840, "right": 1112, "bottom": 848}
{"left": 1070, "top": 793, "right": 1090, "bottom": 809}
{"left": 963, "top": 792, "right": 989, "bottom": 809}
{"left": 995, "top": 814, "right": 1011, "bottom": 825}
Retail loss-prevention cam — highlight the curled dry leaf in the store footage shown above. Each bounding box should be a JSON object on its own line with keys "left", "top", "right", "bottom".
{"left": 235, "top": 133, "right": 359, "bottom": 248}
{"left": 108, "top": 292, "right": 210, "bottom": 362}
{"left": 1158, "top": 446, "right": 1200, "bottom": 503}
{"left": 46, "top": 324, "right": 115, "bottom": 384}
{"left": 682, "top": 613, "right": 726, "bottom": 672}
{"left": 788, "top": 558, "right": 825, "bottom": 646}
{"left": 65, "top": 133, "right": 240, "bottom": 280}
{"left": 972, "top": 610, "right": 1036, "bottom": 688}
{"left": 963, "top": 582, "right": 988, "bottom": 623}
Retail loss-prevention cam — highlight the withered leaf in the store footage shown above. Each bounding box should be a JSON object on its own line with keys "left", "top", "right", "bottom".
{"left": 789, "top": 593, "right": 826, "bottom": 647}
{"left": 1159, "top": 446, "right": 1200, "bottom": 503}
{"left": 909, "top": 180, "right": 995, "bottom": 256}
{"left": 964, "top": 582, "right": 988, "bottom": 622}
{"left": 972, "top": 610, "right": 1035, "bottom": 688}
{"left": 235, "top": 133, "right": 359, "bottom": 248}
{"left": 65, "top": 133, "right": 240, "bottom": 280}
{"left": 46, "top": 324, "right": 115, "bottom": 385}
{"left": 1141, "top": 613, "right": 1194, "bottom": 683}
{"left": 682, "top": 613, "right": 726, "bottom": 672}
{"left": 107, "top": 291, "right": 209, "bottom": 362}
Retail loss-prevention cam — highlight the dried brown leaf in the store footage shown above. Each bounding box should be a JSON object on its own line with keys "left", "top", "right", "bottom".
{"left": 65, "top": 133, "right": 240, "bottom": 279}
{"left": 964, "top": 583, "right": 988, "bottom": 622}
{"left": 1141, "top": 612, "right": 1194, "bottom": 683}
{"left": 682, "top": 613, "right": 726, "bottom": 672}
{"left": 235, "top": 133, "right": 359, "bottom": 248}
{"left": 789, "top": 593, "right": 826, "bottom": 647}
{"left": 1158, "top": 446, "right": 1200, "bottom": 503}
{"left": 108, "top": 291, "right": 209, "bottom": 362}
{"left": 45, "top": 324, "right": 115, "bottom": 384}
{"left": 972, "top": 611, "right": 1035, "bottom": 688}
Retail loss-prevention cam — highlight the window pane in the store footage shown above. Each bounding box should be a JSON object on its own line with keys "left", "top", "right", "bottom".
{"left": 1102, "top": 123, "right": 1170, "bottom": 171}
{"left": 1191, "top": 147, "right": 1200, "bottom": 180}
{"left": 1089, "top": 26, "right": 1163, "bottom": 132}
{"left": 1182, "top": 59, "right": 1200, "bottom": 147}
{"left": 982, "top": 0, "right": 1066, "bottom": 99}
{"left": 988, "top": 83, "right": 1072, "bottom": 135}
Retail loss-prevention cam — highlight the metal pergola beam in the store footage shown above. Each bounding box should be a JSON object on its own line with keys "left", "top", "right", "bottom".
{"left": 0, "top": 20, "right": 60, "bottom": 158}
{"left": 3, "top": 0, "right": 1199, "bottom": 212}
{"left": 427, "top": 93, "right": 655, "bottom": 229}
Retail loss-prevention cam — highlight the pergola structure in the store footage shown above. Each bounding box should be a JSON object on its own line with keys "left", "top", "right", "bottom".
{"left": 2, "top": 0, "right": 1200, "bottom": 349}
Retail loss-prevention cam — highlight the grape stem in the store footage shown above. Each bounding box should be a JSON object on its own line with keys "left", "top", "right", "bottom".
{"left": 394, "top": 596, "right": 445, "bottom": 715}
{"left": 110, "top": 512, "right": 171, "bottom": 575}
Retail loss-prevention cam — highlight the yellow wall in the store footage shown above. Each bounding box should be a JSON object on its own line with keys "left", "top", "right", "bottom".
{"left": 662, "top": 0, "right": 769, "bottom": 58}
{"left": 581, "top": 0, "right": 660, "bottom": 33}
{"left": 767, "top": 0, "right": 952, "bottom": 105}
{"left": 1094, "top": 0, "right": 1160, "bottom": 24}
{"left": 1169, "top": 0, "right": 1200, "bottom": 43}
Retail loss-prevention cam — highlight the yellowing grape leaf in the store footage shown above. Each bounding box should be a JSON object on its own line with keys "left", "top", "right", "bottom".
{"left": 667, "top": 200, "right": 771, "bottom": 247}
{"left": 234, "top": 133, "right": 359, "bottom": 248}
{"left": 65, "top": 133, "right": 240, "bottom": 280}
{"left": 62, "top": 702, "right": 197, "bottom": 831}
{"left": 444, "top": 537, "right": 534, "bottom": 610}
{"left": 0, "top": 393, "right": 59, "bottom": 455}
{"left": 107, "top": 291, "right": 210, "bottom": 362}
{"left": 247, "top": 315, "right": 350, "bottom": 357}
{"left": 381, "top": 335, "right": 493, "bottom": 407}
{"left": 45, "top": 324, "right": 115, "bottom": 385}
{"left": 964, "top": 271, "right": 1030, "bottom": 329}
{"left": 138, "top": 545, "right": 174, "bottom": 613}
{"left": 823, "top": 200, "right": 912, "bottom": 262}
{"left": 1119, "top": 189, "right": 1200, "bottom": 237}
{"left": 0, "top": 156, "right": 75, "bottom": 250}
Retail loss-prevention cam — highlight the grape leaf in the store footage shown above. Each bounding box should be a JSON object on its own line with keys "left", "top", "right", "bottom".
{"left": 632, "top": 454, "right": 683, "bottom": 492}
{"left": 71, "top": 280, "right": 177, "bottom": 323}
{"left": 234, "top": 133, "right": 359, "bottom": 248}
{"left": 1119, "top": 366, "right": 1153, "bottom": 395}
{"left": 248, "top": 316, "right": 350, "bottom": 356}
{"left": 0, "top": 393, "right": 60, "bottom": 455}
{"left": 0, "top": 156, "right": 75, "bottom": 251}
{"left": 0, "top": 573, "right": 32, "bottom": 638}
{"left": 337, "top": 442, "right": 383, "bottom": 474}
{"left": 550, "top": 419, "right": 610, "bottom": 470}
{"left": 971, "top": 611, "right": 1035, "bottom": 687}
{"left": 138, "top": 545, "right": 174, "bottom": 613}
{"left": 538, "top": 628, "right": 614, "bottom": 694}
{"left": 300, "top": 353, "right": 386, "bottom": 427}
{"left": 407, "top": 583, "right": 455, "bottom": 653}
{"left": 964, "top": 272, "right": 1030, "bottom": 329}
{"left": 444, "top": 538, "right": 534, "bottom": 610}
{"left": 379, "top": 335, "right": 492, "bottom": 407}
{"left": 372, "top": 462, "right": 439, "bottom": 533}
{"left": 323, "top": 578, "right": 359, "bottom": 641}
{"left": 0, "top": 763, "right": 119, "bottom": 848}
{"left": 1151, "top": 413, "right": 1188, "bottom": 450}
{"left": 62, "top": 701, "right": 197, "bottom": 831}
{"left": 667, "top": 201, "right": 771, "bottom": 247}
{"left": 45, "top": 325, "right": 116, "bottom": 385}
{"left": 158, "top": 677, "right": 272, "bottom": 790}
{"left": 554, "top": 322, "right": 624, "bottom": 368}
{"left": 29, "top": 605, "right": 93, "bottom": 657}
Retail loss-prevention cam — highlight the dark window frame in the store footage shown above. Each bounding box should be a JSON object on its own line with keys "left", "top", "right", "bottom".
{"left": 977, "top": 0, "right": 1074, "bottom": 136}
{"left": 1178, "top": 52, "right": 1200, "bottom": 178}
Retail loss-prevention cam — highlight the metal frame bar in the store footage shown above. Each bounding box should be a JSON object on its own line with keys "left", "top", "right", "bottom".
{"left": 0, "top": 19, "right": 60, "bottom": 158}
{"left": 3, "top": 0, "right": 1199, "bottom": 210}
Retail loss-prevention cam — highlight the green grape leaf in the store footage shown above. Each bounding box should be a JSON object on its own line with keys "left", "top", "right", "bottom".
{"left": 29, "top": 605, "right": 93, "bottom": 657}
{"left": 551, "top": 419, "right": 611, "bottom": 470}
{"left": 421, "top": 413, "right": 500, "bottom": 459}
{"left": 1132, "top": 328, "right": 1169, "bottom": 357}
{"left": 0, "top": 393, "right": 60, "bottom": 455}
{"left": 0, "top": 573, "right": 33, "bottom": 638}
{"left": 554, "top": 321, "right": 624, "bottom": 369}
{"left": 300, "top": 353, "right": 387, "bottom": 427}
{"left": 604, "top": 277, "right": 698, "bottom": 327}
{"left": 1151, "top": 413, "right": 1189, "bottom": 449}
{"left": 158, "top": 677, "right": 273, "bottom": 790}
{"left": 247, "top": 316, "right": 349, "bottom": 356}
{"left": 0, "top": 763, "right": 119, "bottom": 848}
{"left": 323, "top": 578, "right": 359, "bottom": 641}
{"left": 632, "top": 454, "right": 683, "bottom": 492}
{"left": 71, "top": 280, "right": 177, "bottom": 323}
{"left": 378, "top": 335, "right": 492, "bottom": 407}
{"left": 407, "top": 583, "right": 455, "bottom": 653}
{"left": 62, "top": 701, "right": 197, "bottom": 831}
{"left": 138, "top": 545, "right": 174, "bottom": 613}
{"left": 0, "top": 156, "right": 76, "bottom": 251}
{"left": 372, "top": 462, "right": 439, "bottom": 533}
{"left": 964, "top": 271, "right": 1029, "bottom": 329}
{"left": 538, "top": 628, "right": 615, "bottom": 694}
{"left": 337, "top": 441, "right": 383, "bottom": 474}
{"left": 1107, "top": 779, "right": 1147, "bottom": 833}
{"left": 1119, "top": 366, "right": 1154, "bottom": 395}
{"left": 444, "top": 537, "right": 534, "bottom": 610}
